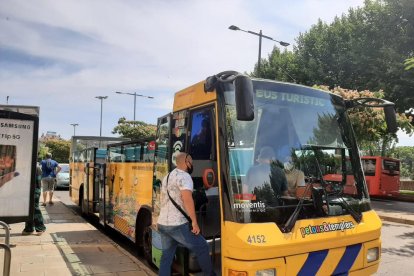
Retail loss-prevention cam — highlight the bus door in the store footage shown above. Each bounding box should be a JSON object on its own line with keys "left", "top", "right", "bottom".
{"left": 94, "top": 148, "right": 107, "bottom": 223}
{"left": 86, "top": 148, "right": 106, "bottom": 218}
{"left": 82, "top": 148, "right": 103, "bottom": 217}
{"left": 104, "top": 144, "right": 123, "bottom": 228}
{"left": 83, "top": 147, "right": 96, "bottom": 215}
{"left": 150, "top": 114, "right": 171, "bottom": 267}
{"left": 96, "top": 164, "right": 106, "bottom": 225}
{"left": 186, "top": 106, "right": 221, "bottom": 271}
{"left": 153, "top": 114, "right": 171, "bottom": 206}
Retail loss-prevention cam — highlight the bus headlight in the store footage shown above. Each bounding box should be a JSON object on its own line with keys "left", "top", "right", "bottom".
{"left": 256, "top": 269, "right": 276, "bottom": 276}
{"left": 367, "top": 247, "right": 379, "bottom": 263}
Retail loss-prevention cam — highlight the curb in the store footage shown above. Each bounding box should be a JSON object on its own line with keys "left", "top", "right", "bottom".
{"left": 396, "top": 194, "right": 414, "bottom": 203}
{"left": 378, "top": 215, "right": 414, "bottom": 226}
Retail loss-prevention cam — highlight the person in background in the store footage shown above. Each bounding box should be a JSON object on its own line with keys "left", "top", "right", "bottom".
{"left": 40, "top": 153, "right": 61, "bottom": 206}
{"left": 157, "top": 152, "right": 215, "bottom": 276}
{"left": 283, "top": 155, "right": 306, "bottom": 197}
{"left": 246, "top": 146, "right": 288, "bottom": 197}
{"left": 22, "top": 163, "right": 46, "bottom": 235}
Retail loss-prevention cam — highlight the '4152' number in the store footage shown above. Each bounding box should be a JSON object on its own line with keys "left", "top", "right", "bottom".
{"left": 247, "top": 235, "right": 266, "bottom": 244}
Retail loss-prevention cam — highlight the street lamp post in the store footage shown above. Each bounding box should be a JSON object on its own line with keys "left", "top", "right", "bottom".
{"left": 229, "top": 25, "right": 289, "bottom": 73}
{"left": 115, "top": 91, "right": 154, "bottom": 121}
{"left": 70, "top": 123, "right": 79, "bottom": 136}
{"left": 95, "top": 96, "right": 108, "bottom": 136}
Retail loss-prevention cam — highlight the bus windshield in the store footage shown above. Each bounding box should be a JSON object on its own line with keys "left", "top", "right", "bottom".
{"left": 224, "top": 80, "right": 369, "bottom": 226}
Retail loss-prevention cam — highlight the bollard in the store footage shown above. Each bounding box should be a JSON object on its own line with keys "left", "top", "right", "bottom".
{"left": 0, "top": 221, "right": 11, "bottom": 246}
{"left": 0, "top": 243, "right": 11, "bottom": 276}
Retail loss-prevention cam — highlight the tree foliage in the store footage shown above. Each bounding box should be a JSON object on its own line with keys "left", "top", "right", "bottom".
{"left": 390, "top": 146, "right": 414, "bottom": 179}
{"left": 317, "top": 85, "right": 413, "bottom": 156}
{"left": 257, "top": 0, "right": 414, "bottom": 113}
{"left": 112, "top": 117, "right": 156, "bottom": 140}
{"left": 405, "top": 57, "right": 414, "bottom": 70}
{"left": 41, "top": 139, "right": 71, "bottom": 163}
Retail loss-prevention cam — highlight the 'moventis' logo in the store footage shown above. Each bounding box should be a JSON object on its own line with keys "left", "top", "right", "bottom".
{"left": 233, "top": 201, "right": 265, "bottom": 209}
{"left": 233, "top": 200, "right": 266, "bottom": 213}
{"left": 300, "top": 221, "right": 354, "bottom": 238}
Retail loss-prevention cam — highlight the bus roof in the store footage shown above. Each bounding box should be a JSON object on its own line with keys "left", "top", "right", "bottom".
{"left": 173, "top": 81, "right": 216, "bottom": 112}
{"left": 70, "top": 136, "right": 129, "bottom": 154}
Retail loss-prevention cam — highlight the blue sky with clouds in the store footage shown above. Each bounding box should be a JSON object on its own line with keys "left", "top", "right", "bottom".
{"left": 0, "top": 0, "right": 412, "bottom": 145}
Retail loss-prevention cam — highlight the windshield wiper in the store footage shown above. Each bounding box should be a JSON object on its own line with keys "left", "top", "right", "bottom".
{"left": 282, "top": 177, "right": 313, "bottom": 233}
{"left": 334, "top": 195, "right": 362, "bottom": 223}
{"left": 313, "top": 156, "right": 362, "bottom": 223}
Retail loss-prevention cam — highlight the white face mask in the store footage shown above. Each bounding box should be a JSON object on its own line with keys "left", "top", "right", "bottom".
{"left": 284, "top": 162, "right": 294, "bottom": 171}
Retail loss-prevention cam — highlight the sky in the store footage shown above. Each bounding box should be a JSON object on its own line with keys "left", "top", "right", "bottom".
{"left": 0, "top": 0, "right": 412, "bottom": 146}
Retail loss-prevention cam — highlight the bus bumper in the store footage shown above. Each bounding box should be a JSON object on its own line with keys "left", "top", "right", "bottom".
{"left": 223, "top": 239, "right": 381, "bottom": 275}
{"left": 349, "top": 263, "right": 379, "bottom": 275}
{"left": 223, "top": 257, "right": 379, "bottom": 276}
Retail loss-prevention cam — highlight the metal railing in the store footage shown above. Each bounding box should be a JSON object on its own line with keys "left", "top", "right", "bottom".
{"left": 0, "top": 221, "right": 11, "bottom": 276}
{"left": 0, "top": 221, "right": 10, "bottom": 246}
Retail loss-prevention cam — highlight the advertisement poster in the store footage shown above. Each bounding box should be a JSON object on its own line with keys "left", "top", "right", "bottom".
{"left": 0, "top": 110, "right": 38, "bottom": 223}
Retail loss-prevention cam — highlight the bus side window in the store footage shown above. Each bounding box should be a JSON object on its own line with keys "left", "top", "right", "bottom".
{"left": 125, "top": 145, "right": 137, "bottom": 162}
{"left": 136, "top": 144, "right": 143, "bottom": 162}
{"left": 144, "top": 141, "right": 155, "bottom": 162}
{"left": 363, "top": 159, "right": 376, "bottom": 176}
{"left": 189, "top": 110, "right": 213, "bottom": 160}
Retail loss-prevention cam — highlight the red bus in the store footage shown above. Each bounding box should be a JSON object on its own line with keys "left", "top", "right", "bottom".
{"left": 362, "top": 156, "right": 400, "bottom": 197}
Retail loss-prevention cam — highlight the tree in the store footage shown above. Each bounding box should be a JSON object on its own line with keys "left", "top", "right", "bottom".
{"left": 37, "top": 143, "right": 49, "bottom": 162}
{"left": 112, "top": 117, "right": 156, "bottom": 140}
{"left": 390, "top": 146, "right": 414, "bottom": 179}
{"left": 259, "top": 0, "right": 414, "bottom": 113}
{"left": 256, "top": 47, "right": 298, "bottom": 83}
{"left": 317, "top": 85, "right": 413, "bottom": 156}
{"left": 405, "top": 57, "right": 414, "bottom": 70}
{"left": 41, "top": 139, "right": 71, "bottom": 163}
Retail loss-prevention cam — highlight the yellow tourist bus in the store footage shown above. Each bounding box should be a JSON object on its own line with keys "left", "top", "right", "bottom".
{"left": 72, "top": 71, "right": 398, "bottom": 275}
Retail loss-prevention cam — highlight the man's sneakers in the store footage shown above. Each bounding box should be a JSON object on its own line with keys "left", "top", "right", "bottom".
{"left": 22, "top": 230, "right": 46, "bottom": 236}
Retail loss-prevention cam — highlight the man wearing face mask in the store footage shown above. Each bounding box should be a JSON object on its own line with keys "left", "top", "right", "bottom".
{"left": 284, "top": 155, "right": 305, "bottom": 197}
{"left": 157, "top": 152, "right": 215, "bottom": 276}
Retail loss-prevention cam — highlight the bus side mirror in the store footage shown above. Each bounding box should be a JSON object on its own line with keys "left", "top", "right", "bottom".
{"left": 384, "top": 105, "right": 398, "bottom": 133}
{"left": 346, "top": 98, "right": 398, "bottom": 134}
{"left": 234, "top": 75, "right": 254, "bottom": 121}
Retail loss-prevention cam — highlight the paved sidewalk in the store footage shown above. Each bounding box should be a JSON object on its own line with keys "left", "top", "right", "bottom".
{"left": 0, "top": 198, "right": 156, "bottom": 276}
